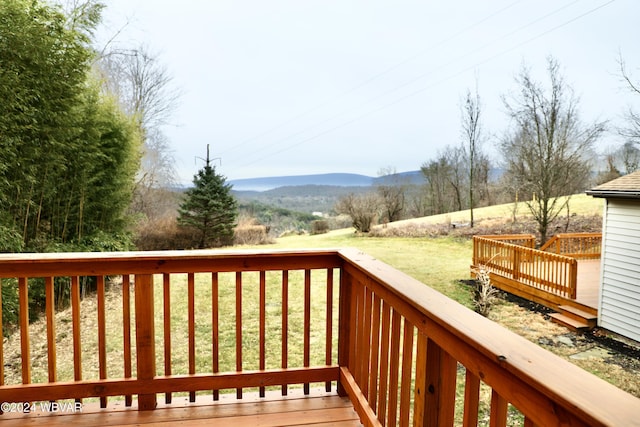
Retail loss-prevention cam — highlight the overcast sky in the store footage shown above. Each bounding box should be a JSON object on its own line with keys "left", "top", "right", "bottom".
{"left": 97, "top": 0, "right": 638, "bottom": 184}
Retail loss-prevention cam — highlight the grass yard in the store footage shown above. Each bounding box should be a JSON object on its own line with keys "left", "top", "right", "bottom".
{"left": 267, "top": 230, "right": 475, "bottom": 306}
{"left": 4, "top": 193, "right": 637, "bottom": 415}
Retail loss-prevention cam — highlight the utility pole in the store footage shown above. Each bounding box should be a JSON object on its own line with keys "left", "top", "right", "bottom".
{"left": 196, "top": 144, "right": 221, "bottom": 168}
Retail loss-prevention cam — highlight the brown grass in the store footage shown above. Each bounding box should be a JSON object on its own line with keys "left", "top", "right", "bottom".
{"left": 370, "top": 214, "right": 603, "bottom": 242}
{"left": 233, "top": 216, "right": 274, "bottom": 245}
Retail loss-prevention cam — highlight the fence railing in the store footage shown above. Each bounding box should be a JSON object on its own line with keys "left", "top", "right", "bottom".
{"left": 475, "top": 234, "right": 537, "bottom": 248}
{"left": 473, "top": 236, "right": 578, "bottom": 299}
{"left": 0, "top": 249, "right": 638, "bottom": 426}
{"left": 539, "top": 233, "right": 602, "bottom": 259}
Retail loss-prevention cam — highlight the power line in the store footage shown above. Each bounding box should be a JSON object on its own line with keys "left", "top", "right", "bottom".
{"left": 227, "top": 1, "right": 587, "bottom": 168}
{"left": 230, "top": 0, "right": 615, "bottom": 172}
{"left": 218, "top": 1, "right": 525, "bottom": 158}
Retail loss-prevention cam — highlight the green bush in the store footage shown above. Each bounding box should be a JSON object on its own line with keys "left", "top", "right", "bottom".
{"left": 2, "top": 279, "right": 19, "bottom": 334}
{"left": 1, "top": 231, "right": 132, "bottom": 332}
{"left": 0, "top": 225, "right": 24, "bottom": 253}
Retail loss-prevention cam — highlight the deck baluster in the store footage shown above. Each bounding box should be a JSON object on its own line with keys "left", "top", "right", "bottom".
{"left": 212, "top": 272, "right": 219, "bottom": 401}
{"left": 122, "top": 274, "right": 132, "bottom": 407}
{"left": 134, "top": 274, "right": 157, "bottom": 411}
{"left": 19, "top": 278, "right": 30, "bottom": 386}
{"left": 235, "top": 272, "right": 243, "bottom": 399}
{"left": 188, "top": 273, "right": 196, "bottom": 402}
{"left": 281, "top": 270, "right": 289, "bottom": 396}
{"left": 163, "top": 273, "right": 172, "bottom": 404}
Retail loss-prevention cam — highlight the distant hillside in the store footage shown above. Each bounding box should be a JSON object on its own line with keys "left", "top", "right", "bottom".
{"left": 229, "top": 173, "right": 373, "bottom": 191}
{"left": 233, "top": 185, "right": 372, "bottom": 215}
{"left": 229, "top": 171, "right": 424, "bottom": 192}
{"left": 230, "top": 171, "right": 425, "bottom": 214}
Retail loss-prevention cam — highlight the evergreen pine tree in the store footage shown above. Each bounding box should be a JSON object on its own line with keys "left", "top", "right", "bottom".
{"left": 178, "top": 146, "right": 238, "bottom": 248}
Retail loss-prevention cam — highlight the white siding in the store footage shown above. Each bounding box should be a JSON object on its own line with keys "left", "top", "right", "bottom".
{"left": 599, "top": 199, "right": 640, "bottom": 342}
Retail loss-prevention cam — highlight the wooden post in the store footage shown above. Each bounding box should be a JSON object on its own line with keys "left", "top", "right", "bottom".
{"left": 490, "top": 390, "right": 508, "bottom": 427}
{"left": 463, "top": 369, "right": 480, "bottom": 427}
{"left": 512, "top": 248, "right": 521, "bottom": 281}
{"left": 135, "top": 274, "right": 157, "bottom": 411}
{"left": 188, "top": 273, "right": 196, "bottom": 402}
{"left": 569, "top": 260, "right": 578, "bottom": 299}
{"left": 18, "top": 278, "right": 31, "bottom": 385}
{"left": 281, "top": 270, "right": 289, "bottom": 396}
{"left": 423, "top": 338, "right": 457, "bottom": 427}
{"left": 472, "top": 236, "right": 478, "bottom": 267}
{"left": 45, "top": 277, "right": 57, "bottom": 384}
{"left": 337, "top": 269, "right": 351, "bottom": 397}
{"left": 97, "top": 276, "right": 107, "bottom": 408}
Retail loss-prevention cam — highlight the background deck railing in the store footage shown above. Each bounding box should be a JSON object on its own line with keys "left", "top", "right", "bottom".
{"left": 0, "top": 249, "right": 638, "bottom": 426}
{"left": 473, "top": 236, "right": 578, "bottom": 299}
{"left": 474, "top": 234, "right": 536, "bottom": 248}
{"left": 539, "top": 233, "right": 602, "bottom": 259}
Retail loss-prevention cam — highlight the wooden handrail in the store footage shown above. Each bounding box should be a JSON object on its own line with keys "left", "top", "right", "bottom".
{"left": 476, "top": 234, "right": 536, "bottom": 248}
{"left": 0, "top": 248, "right": 638, "bottom": 426}
{"left": 337, "top": 248, "right": 640, "bottom": 426}
{"left": 0, "top": 249, "right": 342, "bottom": 409}
{"left": 540, "top": 233, "right": 602, "bottom": 259}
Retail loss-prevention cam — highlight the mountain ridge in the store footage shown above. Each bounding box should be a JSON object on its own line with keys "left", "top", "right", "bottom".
{"left": 229, "top": 171, "right": 422, "bottom": 191}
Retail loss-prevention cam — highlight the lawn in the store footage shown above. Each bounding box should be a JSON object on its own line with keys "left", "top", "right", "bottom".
{"left": 267, "top": 230, "right": 475, "bottom": 306}
{"left": 7, "top": 193, "right": 636, "bottom": 408}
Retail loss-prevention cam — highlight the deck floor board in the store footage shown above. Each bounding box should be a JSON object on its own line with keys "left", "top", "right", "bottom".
{"left": 0, "top": 392, "right": 361, "bottom": 427}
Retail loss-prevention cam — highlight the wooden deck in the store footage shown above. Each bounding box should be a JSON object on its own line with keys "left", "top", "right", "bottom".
{"left": 473, "top": 234, "right": 603, "bottom": 330}
{"left": 0, "top": 391, "right": 360, "bottom": 427}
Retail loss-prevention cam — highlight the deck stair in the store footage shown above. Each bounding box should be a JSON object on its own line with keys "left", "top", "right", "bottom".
{"left": 550, "top": 305, "right": 597, "bottom": 332}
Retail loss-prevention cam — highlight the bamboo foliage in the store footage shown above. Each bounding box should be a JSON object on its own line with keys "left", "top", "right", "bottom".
{"left": 0, "top": 0, "right": 140, "bottom": 250}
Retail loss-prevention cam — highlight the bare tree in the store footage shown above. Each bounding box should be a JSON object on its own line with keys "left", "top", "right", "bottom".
{"left": 335, "top": 193, "right": 380, "bottom": 233}
{"left": 420, "top": 146, "right": 467, "bottom": 215}
{"left": 99, "top": 46, "right": 181, "bottom": 131}
{"left": 97, "top": 45, "right": 181, "bottom": 218}
{"left": 444, "top": 146, "right": 466, "bottom": 212}
{"left": 376, "top": 167, "right": 407, "bottom": 223}
{"left": 619, "top": 55, "right": 640, "bottom": 146}
{"left": 460, "top": 85, "right": 487, "bottom": 227}
{"left": 500, "top": 57, "right": 605, "bottom": 244}
{"left": 421, "top": 156, "right": 451, "bottom": 215}
{"left": 597, "top": 141, "right": 640, "bottom": 184}
{"left": 619, "top": 141, "right": 640, "bottom": 173}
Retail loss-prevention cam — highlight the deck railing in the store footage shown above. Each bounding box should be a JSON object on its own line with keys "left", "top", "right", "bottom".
{"left": 539, "top": 233, "right": 602, "bottom": 259}
{"left": 473, "top": 236, "right": 578, "bottom": 300}
{"left": 0, "top": 249, "right": 638, "bottom": 426}
{"left": 474, "top": 234, "right": 536, "bottom": 248}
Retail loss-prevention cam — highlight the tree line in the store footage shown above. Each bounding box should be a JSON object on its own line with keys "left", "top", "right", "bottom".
{"left": 0, "top": 0, "right": 141, "bottom": 252}
{"left": 0, "top": 0, "right": 242, "bottom": 328}
{"left": 0, "top": 0, "right": 188, "bottom": 253}
{"left": 337, "top": 57, "right": 640, "bottom": 243}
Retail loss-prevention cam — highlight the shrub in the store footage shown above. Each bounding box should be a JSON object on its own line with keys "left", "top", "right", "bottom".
{"left": 134, "top": 216, "right": 197, "bottom": 250}
{"left": 0, "top": 225, "right": 23, "bottom": 252}
{"left": 310, "top": 220, "right": 329, "bottom": 235}
{"left": 2, "top": 279, "right": 19, "bottom": 334}
{"left": 334, "top": 193, "right": 380, "bottom": 233}
{"left": 472, "top": 265, "right": 499, "bottom": 317}
{"left": 234, "top": 217, "right": 273, "bottom": 245}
